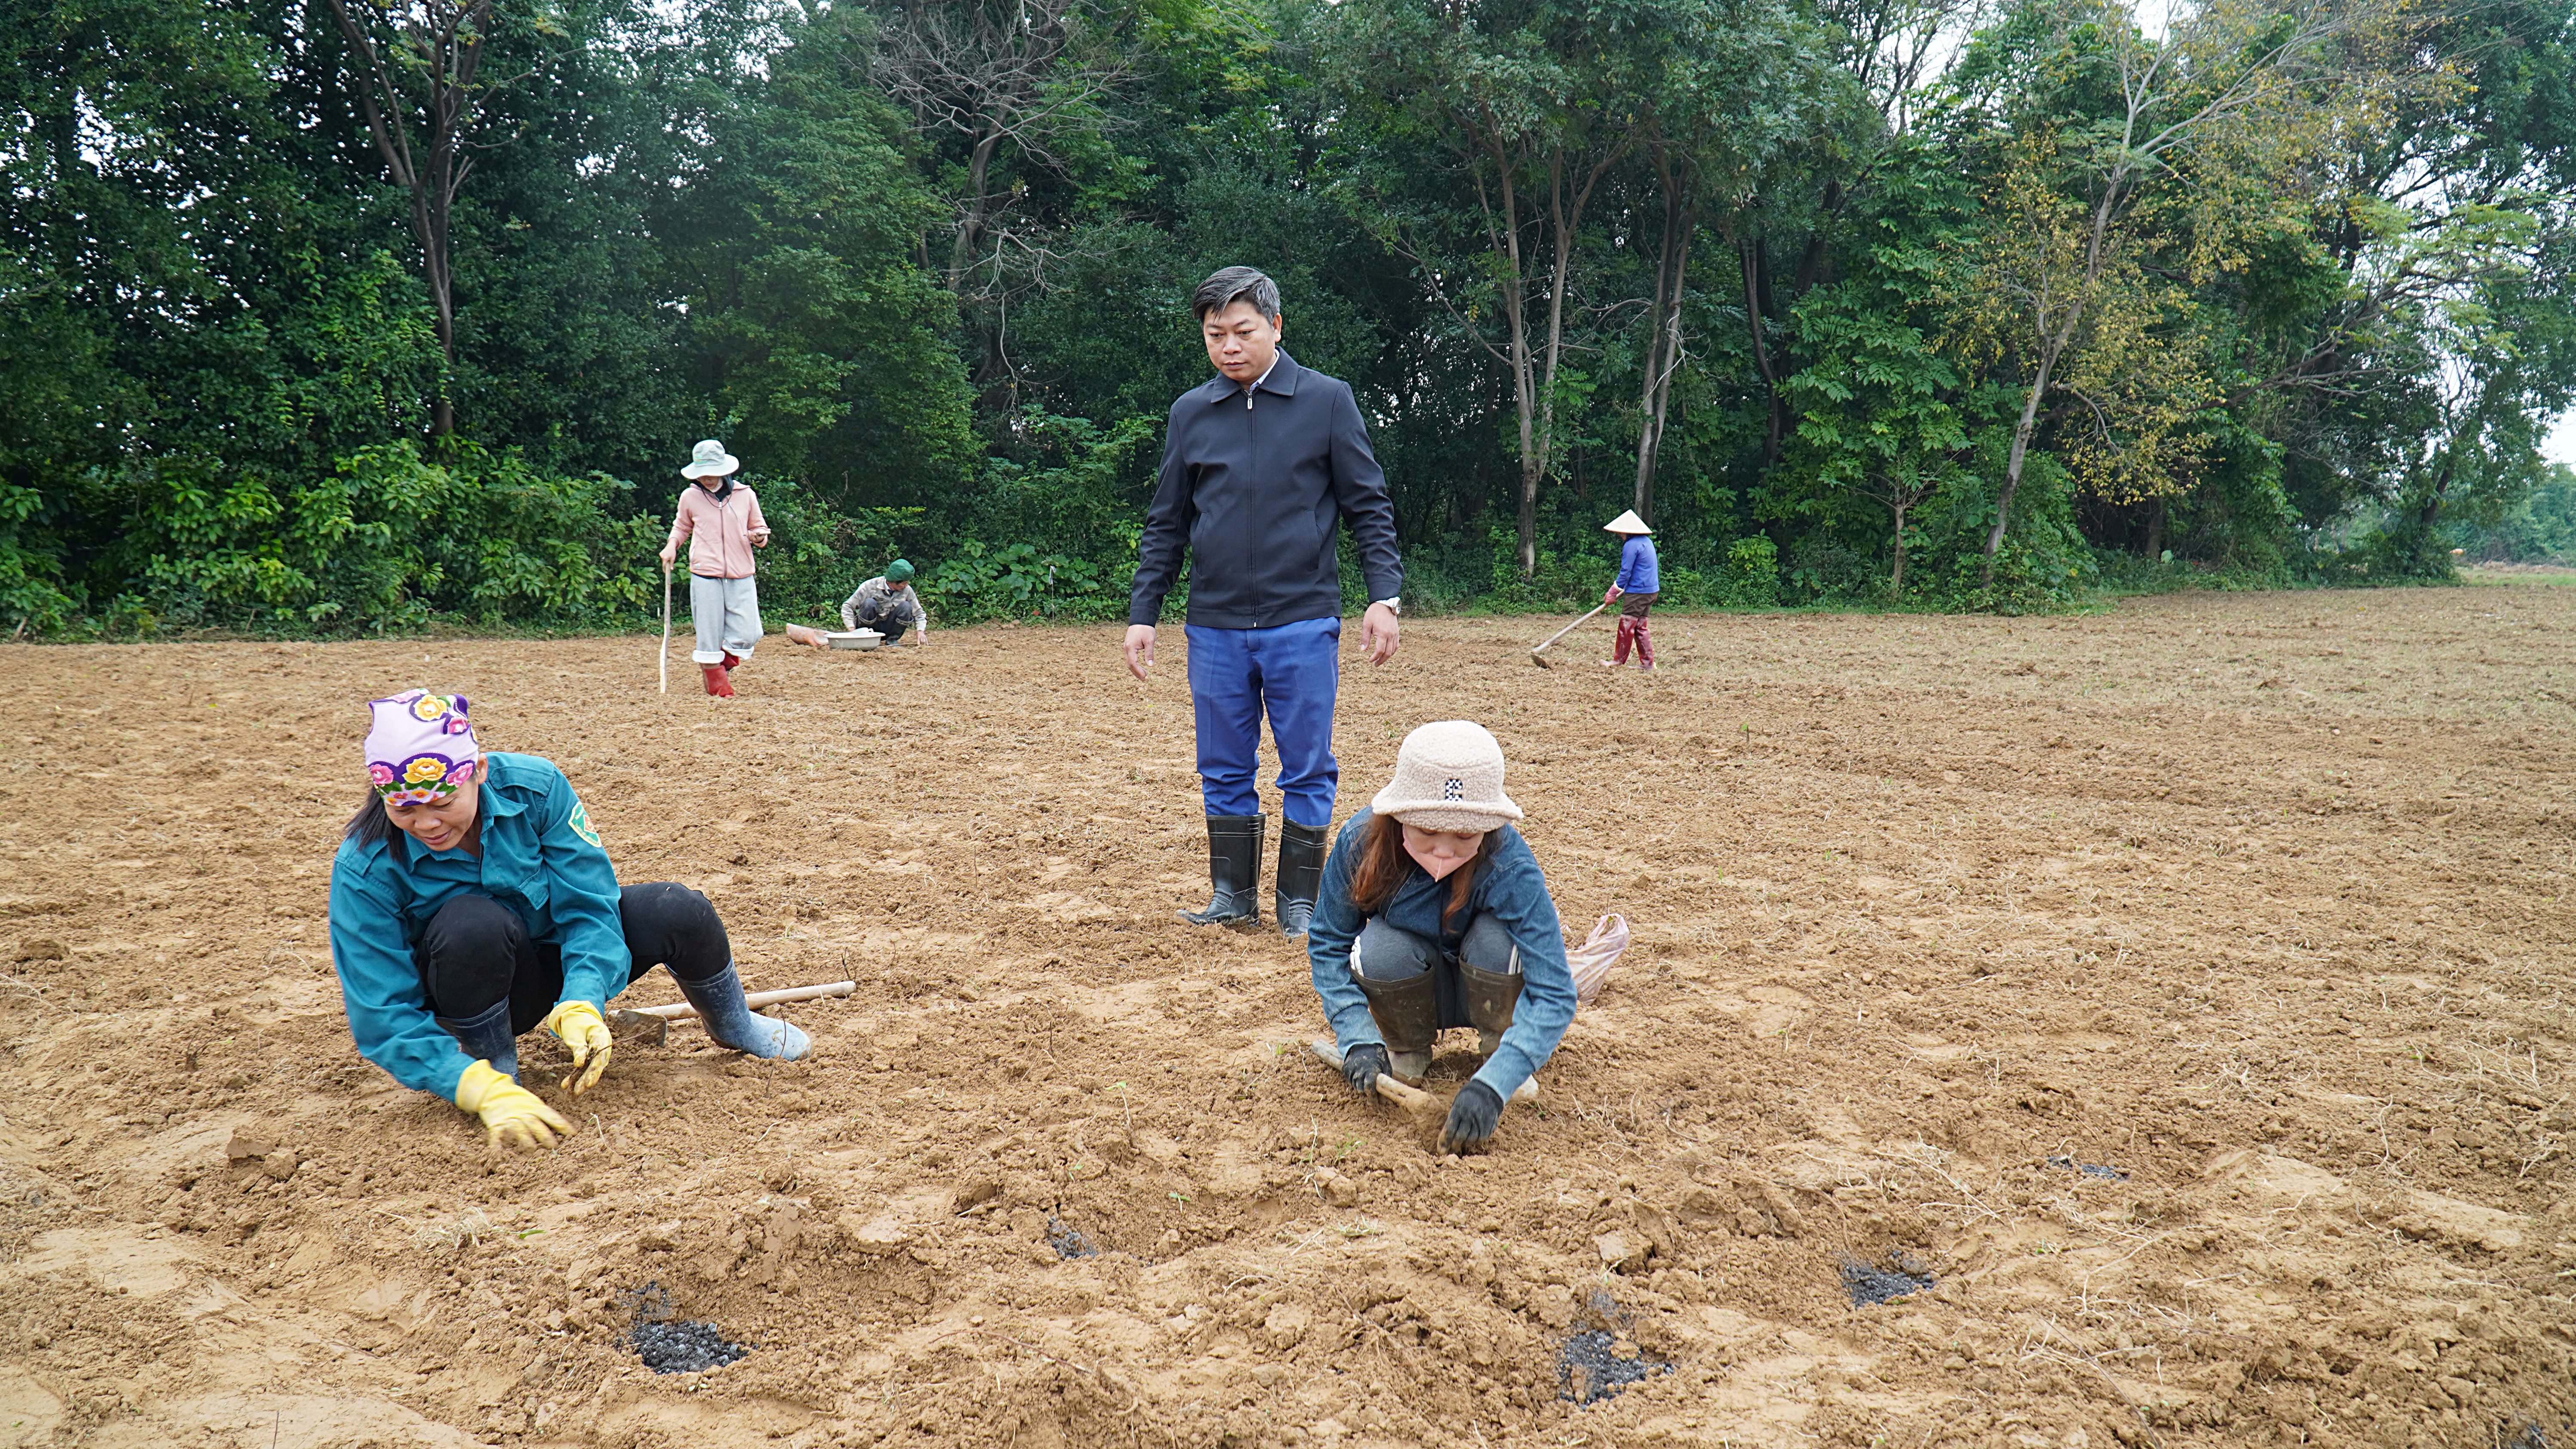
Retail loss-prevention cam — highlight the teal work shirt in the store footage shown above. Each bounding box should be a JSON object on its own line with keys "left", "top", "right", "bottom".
{"left": 327, "top": 752, "right": 631, "bottom": 1098}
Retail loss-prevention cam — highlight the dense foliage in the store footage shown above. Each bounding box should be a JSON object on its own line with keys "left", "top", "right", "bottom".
{"left": 5, "top": 0, "right": 2572, "bottom": 634}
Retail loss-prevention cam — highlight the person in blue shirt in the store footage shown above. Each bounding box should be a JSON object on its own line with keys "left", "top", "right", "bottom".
{"left": 1306, "top": 721, "right": 1577, "bottom": 1155}
{"left": 328, "top": 690, "right": 809, "bottom": 1150}
{"left": 1601, "top": 509, "right": 1659, "bottom": 672}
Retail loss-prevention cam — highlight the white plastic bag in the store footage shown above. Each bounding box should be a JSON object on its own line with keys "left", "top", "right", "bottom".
{"left": 1567, "top": 913, "right": 1630, "bottom": 1008}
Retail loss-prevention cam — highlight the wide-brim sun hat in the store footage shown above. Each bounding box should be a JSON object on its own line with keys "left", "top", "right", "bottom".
{"left": 1370, "top": 720, "right": 1523, "bottom": 834}
{"left": 1603, "top": 509, "right": 1652, "bottom": 535}
{"left": 681, "top": 438, "right": 741, "bottom": 479}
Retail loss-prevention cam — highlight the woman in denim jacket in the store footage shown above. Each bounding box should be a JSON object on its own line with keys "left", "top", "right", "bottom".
{"left": 1306, "top": 721, "right": 1577, "bottom": 1154}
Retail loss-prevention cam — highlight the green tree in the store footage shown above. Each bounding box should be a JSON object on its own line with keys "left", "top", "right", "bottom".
{"left": 663, "top": 2, "right": 980, "bottom": 513}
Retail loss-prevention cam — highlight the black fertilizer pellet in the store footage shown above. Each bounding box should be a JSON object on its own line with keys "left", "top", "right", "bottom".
{"left": 629, "top": 1319, "right": 750, "bottom": 1374}
{"left": 1047, "top": 1214, "right": 1099, "bottom": 1260}
{"left": 1840, "top": 1255, "right": 1936, "bottom": 1307}
{"left": 1556, "top": 1329, "right": 1671, "bottom": 1404}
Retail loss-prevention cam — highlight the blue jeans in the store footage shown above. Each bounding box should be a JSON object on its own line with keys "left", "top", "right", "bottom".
{"left": 1185, "top": 616, "right": 1341, "bottom": 828}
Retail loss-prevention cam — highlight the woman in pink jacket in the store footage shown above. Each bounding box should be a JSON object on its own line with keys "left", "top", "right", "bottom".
{"left": 658, "top": 440, "right": 771, "bottom": 697}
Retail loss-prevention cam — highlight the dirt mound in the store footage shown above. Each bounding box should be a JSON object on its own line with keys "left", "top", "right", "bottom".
{"left": 2, "top": 589, "right": 2573, "bottom": 1446}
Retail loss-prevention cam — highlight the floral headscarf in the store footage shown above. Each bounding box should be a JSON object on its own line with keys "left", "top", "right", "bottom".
{"left": 363, "top": 689, "right": 481, "bottom": 806}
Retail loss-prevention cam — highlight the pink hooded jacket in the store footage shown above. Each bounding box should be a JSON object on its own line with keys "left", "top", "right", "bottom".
{"left": 666, "top": 482, "right": 768, "bottom": 579}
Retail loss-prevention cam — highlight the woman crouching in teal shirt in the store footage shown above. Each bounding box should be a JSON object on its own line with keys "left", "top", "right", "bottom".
{"left": 328, "top": 689, "right": 808, "bottom": 1149}
{"left": 1306, "top": 721, "right": 1578, "bottom": 1155}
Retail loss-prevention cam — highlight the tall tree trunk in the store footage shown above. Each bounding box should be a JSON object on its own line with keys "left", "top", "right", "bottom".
{"left": 1631, "top": 173, "right": 1690, "bottom": 523}
{"left": 948, "top": 127, "right": 1003, "bottom": 285}
{"left": 324, "top": 0, "right": 489, "bottom": 439}
{"left": 1526, "top": 156, "right": 1578, "bottom": 574}
{"left": 1739, "top": 236, "right": 1786, "bottom": 466}
{"left": 1987, "top": 177, "right": 2121, "bottom": 576}
{"left": 1890, "top": 501, "right": 1910, "bottom": 592}
{"left": 422, "top": 104, "right": 458, "bottom": 439}
{"left": 2415, "top": 446, "right": 2459, "bottom": 530}
{"left": 1984, "top": 351, "right": 2056, "bottom": 581}
{"left": 1485, "top": 160, "right": 1540, "bottom": 579}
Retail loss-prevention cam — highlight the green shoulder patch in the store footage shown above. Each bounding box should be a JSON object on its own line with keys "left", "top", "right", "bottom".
{"left": 567, "top": 796, "right": 604, "bottom": 848}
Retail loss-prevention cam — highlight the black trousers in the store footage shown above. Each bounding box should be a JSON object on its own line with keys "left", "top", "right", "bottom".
{"left": 855, "top": 599, "right": 912, "bottom": 643}
{"left": 413, "top": 883, "right": 729, "bottom": 1035}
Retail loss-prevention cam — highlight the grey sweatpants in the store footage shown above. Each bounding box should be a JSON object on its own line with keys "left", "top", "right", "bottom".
{"left": 689, "top": 574, "right": 761, "bottom": 665}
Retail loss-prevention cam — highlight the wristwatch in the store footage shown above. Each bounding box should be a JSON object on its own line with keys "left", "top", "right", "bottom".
{"left": 1371, "top": 597, "right": 1402, "bottom": 616}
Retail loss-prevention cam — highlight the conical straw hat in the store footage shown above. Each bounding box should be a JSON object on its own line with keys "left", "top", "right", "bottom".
{"left": 1602, "top": 509, "right": 1652, "bottom": 534}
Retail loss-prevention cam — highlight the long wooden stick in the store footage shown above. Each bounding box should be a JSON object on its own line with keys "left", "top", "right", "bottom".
{"left": 628, "top": 979, "right": 856, "bottom": 1021}
{"left": 1529, "top": 601, "right": 1607, "bottom": 662}
{"left": 658, "top": 562, "right": 673, "bottom": 694}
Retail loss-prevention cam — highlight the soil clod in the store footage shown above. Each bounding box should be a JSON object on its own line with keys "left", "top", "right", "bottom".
{"left": 1556, "top": 1329, "right": 1671, "bottom": 1404}
{"left": 631, "top": 1319, "right": 750, "bottom": 1374}
{"left": 1840, "top": 1252, "right": 1937, "bottom": 1307}
{"left": 623, "top": 1282, "right": 749, "bottom": 1374}
{"left": 2046, "top": 1154, "right": 2126, "bottom": 1180}
{"left": 1047, "top": 1214, "right": 1100, "bottom": 1260}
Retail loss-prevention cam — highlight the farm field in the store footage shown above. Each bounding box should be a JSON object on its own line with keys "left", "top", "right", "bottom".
{"left": 1, "top": 586, "right": 2572, "bottom": 1448}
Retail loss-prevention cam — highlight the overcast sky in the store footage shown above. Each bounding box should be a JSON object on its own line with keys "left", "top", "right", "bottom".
{"left": 2552, "top": 411, "right": 2576, "bottom": 469}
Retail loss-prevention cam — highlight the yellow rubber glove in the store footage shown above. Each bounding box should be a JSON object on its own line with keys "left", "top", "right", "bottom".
{"left": 541, "top": 1000, "right": 614, "bottom": 1095}
{"left": 453, "top": 1061, "right": 574, "bottom": 1149}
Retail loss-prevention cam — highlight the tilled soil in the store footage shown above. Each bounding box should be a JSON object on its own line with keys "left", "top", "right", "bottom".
{"left": 2, "top": 586, "right": 2573, "bottom": 1448}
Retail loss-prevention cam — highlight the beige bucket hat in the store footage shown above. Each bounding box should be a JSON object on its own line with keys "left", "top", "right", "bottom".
{"left": 1603, "top": 509, "right": 1652, "bottom": 535}
{"left": 1370, "top": 721, "right": 1523, "bottom": 834}
{"left": 680, "top": 439, "right": 741, "bottom": 479}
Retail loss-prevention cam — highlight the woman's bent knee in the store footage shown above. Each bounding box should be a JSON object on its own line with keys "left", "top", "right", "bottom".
{"left": 416, "top": 894, "right": 525, "bottom": 1013}
{"left": 1460, "top": 912, "right": 1521, "bottom": 975}
{"left": 1353, "top": 918, "right": 1438, "bottom": 981}
{"left": 620, "top": 882, "right": 731, "bottom": 980}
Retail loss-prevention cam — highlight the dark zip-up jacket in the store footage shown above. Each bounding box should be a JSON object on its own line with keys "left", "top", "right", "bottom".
{"left": 1128, "top": 350, "right": 1403, "bottom": 629}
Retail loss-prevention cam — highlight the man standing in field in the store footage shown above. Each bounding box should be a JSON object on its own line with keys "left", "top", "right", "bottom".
{"left": 1124, "top": 267, "right": 1404, "bottom": 939}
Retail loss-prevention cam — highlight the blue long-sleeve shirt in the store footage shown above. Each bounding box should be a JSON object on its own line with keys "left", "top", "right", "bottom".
{"left": 1306, "top": 811, "right": 1576, "bottom": 1101}
{"left": 327, "top": 752, "right": 633, "bottom": 1098}
{"left": 1614, "top": 534, "right": 1659, "bottom": 594}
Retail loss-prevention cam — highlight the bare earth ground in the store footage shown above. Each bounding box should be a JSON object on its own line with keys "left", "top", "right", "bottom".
{"left": 2, "top": 586, "right": 2573, "bottom": 1449}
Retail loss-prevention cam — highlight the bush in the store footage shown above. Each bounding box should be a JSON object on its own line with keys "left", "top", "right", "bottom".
{"left": 932, "top": 540, "right": 1122, "bottom": 621}
{"left": 84, "top": 441, "right": 660, "bottom": 635}
{"left": 1713, "top": 537, "right": 1780, "bottom": 607}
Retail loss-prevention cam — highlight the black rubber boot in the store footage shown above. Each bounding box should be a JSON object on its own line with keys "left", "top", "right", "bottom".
{"left": 1461, "top": 961, "right": 1524, "bottom": 1060}
{"left": 436, "top": 997, "right": 518, "bottom": 1082}
{"left": 1274, "top": 820, "right": 1329, "bottom": 940}
{"left": 1178, "top": 814, "right": 1264, "bottom": 928}
{"left": 1352, "top": 968, "right": 1438, "bottom": 1085}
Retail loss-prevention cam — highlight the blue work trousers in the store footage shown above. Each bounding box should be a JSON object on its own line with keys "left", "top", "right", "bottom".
{"left": 1185, "top": 616, "right": 1342, "bottom": 828}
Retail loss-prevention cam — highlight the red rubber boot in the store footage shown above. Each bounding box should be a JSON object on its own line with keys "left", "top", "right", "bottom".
{"left": 702, "top": 664, "right": 735, "bottom": 697}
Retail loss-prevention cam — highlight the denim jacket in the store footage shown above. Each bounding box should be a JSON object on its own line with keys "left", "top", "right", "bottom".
{"left": 1306, "top": 811, "right": 1577, "bottom": 1101}
{"left": 327, "top": 752, "right": 633, "bottom": 1097}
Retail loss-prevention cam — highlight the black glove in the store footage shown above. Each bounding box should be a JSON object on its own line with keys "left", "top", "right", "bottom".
{"left": 1341, "top": 1043, "right": 1390, "bottom": 1095}
{"left": 1439, "top": 1080, "right": 1504, "bottom": 1155}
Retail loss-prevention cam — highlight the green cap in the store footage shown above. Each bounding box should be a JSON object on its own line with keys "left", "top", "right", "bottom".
{"left": 885, "top": 558, "right": 915, "bottom": 583}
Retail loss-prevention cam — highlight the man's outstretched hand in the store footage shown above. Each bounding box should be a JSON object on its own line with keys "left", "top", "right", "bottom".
{"left": 1124, "top": 624, "right": 1157, "bottom": 681}
{"left": 1361, "top": 602, "right": 1400, "bottom": 665}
